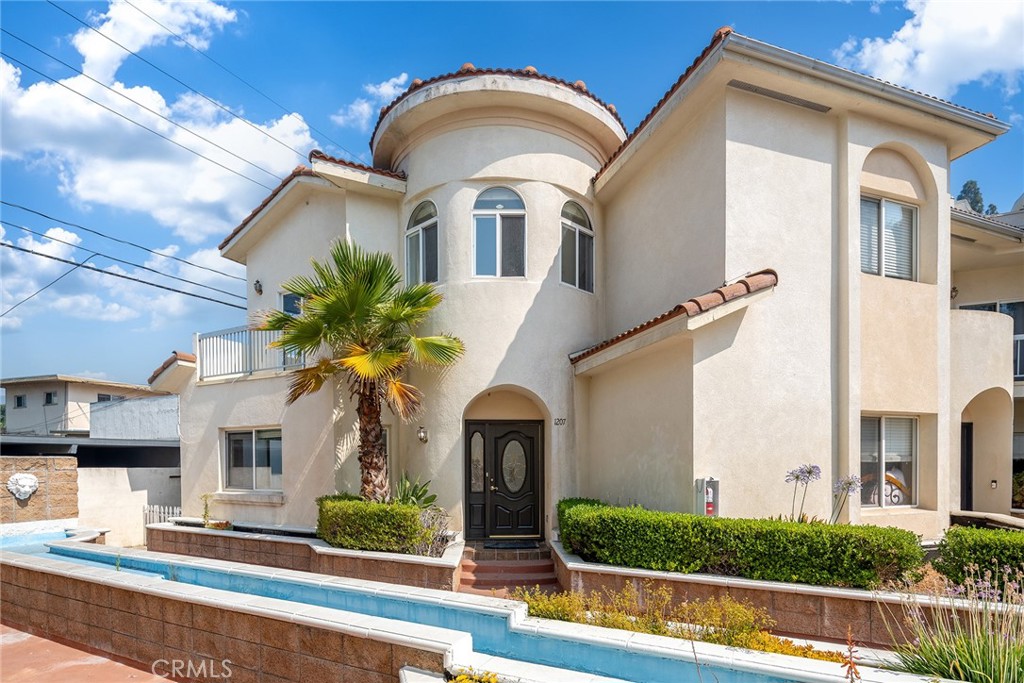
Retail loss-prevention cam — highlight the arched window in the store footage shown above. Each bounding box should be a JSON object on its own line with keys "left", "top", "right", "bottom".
{"left": 406, "top": 201, "right": 438, "bottom": 283}
{"left": 560, "top": 201, "right": 594, "bottom": 292}
{"left": 473, "top": 187, "right": 526, "bottom": 277}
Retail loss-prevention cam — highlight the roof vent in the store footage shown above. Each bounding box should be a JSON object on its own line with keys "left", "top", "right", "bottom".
{"left": 727, "top": 80, "right": 831, "bottom": 113}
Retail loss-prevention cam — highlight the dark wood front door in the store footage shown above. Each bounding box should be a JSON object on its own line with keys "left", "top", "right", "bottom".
{"left": 464, "top": 421, "right": 543, "bottom": 539}
{"left": 961, "top": 422, "right": 974, "bottom": 512}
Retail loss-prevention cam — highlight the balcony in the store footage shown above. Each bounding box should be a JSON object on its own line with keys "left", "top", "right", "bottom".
{"left": 1016, "top": 334, "right": 1024, "bottom": 381}
{"left": 950, "top": 310, "right": 1015, "bottom": 408}
{"left": 197, "top": 326, "right": 301, "bottom": 381}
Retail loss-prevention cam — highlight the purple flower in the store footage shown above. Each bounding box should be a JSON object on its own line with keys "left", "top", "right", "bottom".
{"left": 833, "top": 475, "right": 862, "bottom": 495}
{"left": 785, "top": 464, "right": 822, "bottom": 485}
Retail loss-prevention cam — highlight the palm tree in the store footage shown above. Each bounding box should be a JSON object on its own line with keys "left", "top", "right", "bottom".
{"left": 258, "top": 241, "right": 464, "bottom": 501}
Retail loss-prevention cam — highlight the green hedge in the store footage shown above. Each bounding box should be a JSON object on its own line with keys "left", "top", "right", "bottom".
{"left": 933, "top": 525, "right": 1024, "bottom": 585}
{"left": 558, "top": 499, "right": 923, "bottom": 589}
{"left": 316, "top": 495, "right": 430, "bottom": 553}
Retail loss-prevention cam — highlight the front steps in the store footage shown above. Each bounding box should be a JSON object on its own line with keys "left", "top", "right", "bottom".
{"left": 458, "top": 542, "right": 560, "bottom": 597}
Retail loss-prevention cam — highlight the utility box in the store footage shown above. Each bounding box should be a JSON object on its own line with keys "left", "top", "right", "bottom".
{"left": 695, "top": 477, "right": 719, "bottom": 517}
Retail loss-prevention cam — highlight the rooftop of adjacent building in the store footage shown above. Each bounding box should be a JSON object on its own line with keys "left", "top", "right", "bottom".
{"left": 0, "top": 375, "right": 159, "bottom": 393}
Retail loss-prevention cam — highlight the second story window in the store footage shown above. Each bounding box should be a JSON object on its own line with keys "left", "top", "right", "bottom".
{"left": 861, "top": 196, "right": 916, "bottom": 280}
{"left": 473, "top": 187, "right": 526, "bottom": 277}
{"left": 560, "top": 201, "right": 594, "bottom": 292}
{"left": 406, "top": 201, "right": 439, "bottom": 284}
{"left": 14, "top": 395, "right": 26, "bottom": 408}
{"left": 44, "top": 391, "right": 57, "bottom": 406}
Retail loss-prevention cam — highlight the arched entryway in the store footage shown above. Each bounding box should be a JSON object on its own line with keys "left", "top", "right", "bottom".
{"left": 463, "top": 387, "right": 547, "bottom": 540}
{"left": 960, "top": 387, "right": 1013, "bottom": 513}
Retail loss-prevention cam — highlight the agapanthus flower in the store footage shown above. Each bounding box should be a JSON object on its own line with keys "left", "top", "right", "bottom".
{"left": 785, "top": 464, "right": 821, "bottom": 485}
{"left": 833, "top": 475, "right": 862, "bottom": 495}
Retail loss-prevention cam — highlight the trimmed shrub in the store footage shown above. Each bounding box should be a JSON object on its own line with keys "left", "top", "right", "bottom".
{"left": 934, "top": 525, "right": 1024, "bottom": 585}
{"left": 558, "top": 499, "right": 923, "bottom": 588}
{"left": 316, "top": 495, "right": 431, "bottom": 554}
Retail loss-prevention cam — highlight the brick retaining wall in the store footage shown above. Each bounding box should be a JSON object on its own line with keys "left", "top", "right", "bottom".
{"left": 1, "top": 456, "right": 78, "bottom": 524}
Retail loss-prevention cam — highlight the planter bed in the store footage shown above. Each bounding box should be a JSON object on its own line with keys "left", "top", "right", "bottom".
{"left": 146, "top": 522, "right": 463, "bottom": 591}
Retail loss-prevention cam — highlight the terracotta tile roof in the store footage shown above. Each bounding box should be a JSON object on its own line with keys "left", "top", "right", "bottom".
{"left": 594, "top": 26, "right": 734, "bottom": 182}
{"left": 307, "top": 149, "right": 407, "bottom": 181}
{"left": 219, "top": 165, "right": 315, "bottom": 250}
{"left": 570, "top": 268, "right": 778, "bottom": 365}
{"left": 370, "top": 65, "right": 627, "bottom": 146}
{"left": 148, "top": 350, "right": 196, "bottom": 385}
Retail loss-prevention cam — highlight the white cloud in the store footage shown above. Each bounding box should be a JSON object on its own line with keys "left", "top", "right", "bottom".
{"left": 835, "top": 0, "right": 1024, "bottom": 100}
{"left": 331, "top": 73, "right": 409, "bottom": 132}
{"left": 73, "top": 369, "right": 110, "bottom": 380}
{"left": 1, "top": 0, "right": 317, "bottom": 244}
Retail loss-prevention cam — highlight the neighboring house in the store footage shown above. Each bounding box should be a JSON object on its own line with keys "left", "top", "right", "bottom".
{"left": 1, "top": 375, "right": 181, "bottom": 546}
{"left": 159, "top": 28, "right": 1021, "bottom": 542}
{"left": 1, "top": 375, "right": 159, "bottom": 436}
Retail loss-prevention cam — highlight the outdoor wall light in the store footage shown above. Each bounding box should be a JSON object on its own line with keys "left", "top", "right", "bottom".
{"left": 991, "top": 480, "right": 998, "bottom": 489}
{"left": 416, "top": 426, "right": 428, "bottom": 443}
{"left": 254, "top": 279, "right": 263, "bottom": 295}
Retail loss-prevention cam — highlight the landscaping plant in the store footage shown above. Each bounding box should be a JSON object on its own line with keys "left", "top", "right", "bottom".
{"left": 933, "top": 525, "right": 1024, "bottom": 586}
{"left": 830, "top": 475, "right": 862, "bottom": 524}
{"left": 393, "top": 473, "right": 438, "bottom": 509}
{"left": 260, "top": 242, "right": 464, "bottom": 501}
{"left": 315, "top": 494, "right": 449, "bottom": 557}
{"left": 785, "top": 464, "right": 821, "bottom": 521}
{"left": 883, "top": 564, "right": 1024, "bottom": 683}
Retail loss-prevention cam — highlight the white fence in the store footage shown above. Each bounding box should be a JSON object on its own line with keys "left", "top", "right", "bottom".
{"left": 144, "top": 504, "right": 181, "bottom": 526}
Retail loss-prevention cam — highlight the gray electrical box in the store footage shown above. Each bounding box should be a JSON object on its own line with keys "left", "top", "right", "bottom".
{"left": 694, "top": 477, "right": 719, "bottom": 517}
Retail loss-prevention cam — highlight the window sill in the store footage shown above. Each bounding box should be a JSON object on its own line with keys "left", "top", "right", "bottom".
{"left": 213, "top": 491, "right": 285, "bottom": 506}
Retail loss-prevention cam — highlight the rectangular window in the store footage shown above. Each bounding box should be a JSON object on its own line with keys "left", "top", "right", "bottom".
{"left": 14, "top": 395, "right": 26, "bottom": 408}
{"left": 474, "top": 215, "right": 498, "bottom": 276}
{"left": 225, "top": 429, "right": 283, "bottom": 491}
{"left": 861, "top": 197, "right": 916, "bottom": 280}
{"left": 44, "top": 392, "right": 57, "bottom": 406}
{"left": 861, "top": 416, "right": 916, "bottom": 507}
{"left": 280, "top": 294, "right": 303, "bottom": 368}
{"left": 474, "top": 214, "right": 525, "bottom": 277}
{"left": 406, "top": 230, "right": 421, "bottom": 284}
{"left": 422, "top": 224, "right": 438, "bottom": 283}
{"left": 97, "top": 394, "right": 111, "bottom": 402}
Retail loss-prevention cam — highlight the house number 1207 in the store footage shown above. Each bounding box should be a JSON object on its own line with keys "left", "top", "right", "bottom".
{"left": 553, "top": 418, "right": 567, "bottom": 426}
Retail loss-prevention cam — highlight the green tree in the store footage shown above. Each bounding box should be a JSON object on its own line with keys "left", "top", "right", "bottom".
{"left": 986, "top": 203, "right": 999, "bottom": 216}
{"left": 956, "top": 180, "right": 986, "bottom": 214}
{"left": 259, "top": 241, "right": 464, "bottom": 501}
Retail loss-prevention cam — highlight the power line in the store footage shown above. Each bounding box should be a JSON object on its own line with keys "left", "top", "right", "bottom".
{"left": 1, "top": 28, "right": 283, "bottom": 183}
{"left": 46, "top": 0, "right": 310, "bottom": 163}
{"left": 2, "top": 220, "right": 245, "bottom": 301}
{"left": 0, "top": 200, "right": 245, "bottom": 282}
{"left": 0, "top": 242, "right": 246, "bottom": 310}
{"left": 1, "top": 253, "right": 96, "bottom": 317}
{"left": 122, "top": 0, "right": 362, "bottom": 163}
{"left": 1, "top": 52, "right": 277, "bottom": 192}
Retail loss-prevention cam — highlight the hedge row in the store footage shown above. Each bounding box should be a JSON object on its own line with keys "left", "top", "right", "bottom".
{"left": 557, "top": 499, "right": 923, "bottom": 589}
{"left": 316, "top": 495, "right": 431, "bottom": 554}
{"left": 933, "top": 525, "right": 1024, "bottom": 585}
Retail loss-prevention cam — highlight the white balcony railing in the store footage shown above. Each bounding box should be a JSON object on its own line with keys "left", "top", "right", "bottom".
{"left": 1016, "top": 334, "right": 1024, "bottom": 381}
{"left": 197, "top": 326, "right": 302, "bottom": 380}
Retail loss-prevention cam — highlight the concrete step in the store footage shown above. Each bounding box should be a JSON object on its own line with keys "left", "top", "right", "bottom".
{"left": 461, "top": 559, "right": 555, "bottom": 575}
{"left": 460, "top": 571, "right": 559, "bottom": 588}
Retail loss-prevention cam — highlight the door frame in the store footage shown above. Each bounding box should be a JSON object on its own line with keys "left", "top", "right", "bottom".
{"left": 463, "top": 419, "right": 544, "bottom": 540}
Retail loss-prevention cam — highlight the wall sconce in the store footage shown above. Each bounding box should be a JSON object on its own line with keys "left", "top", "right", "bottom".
{"left": 991, "top": 480, "right": 998, "bottom": 490}
{"left": 254, "top": 279, "right": 263, "bottom": 295}
{"left": 416, "top": 426, "right": 428, "bottom": 443}
{"left": 950, "top": 286, "right": 959, "bottom": 301}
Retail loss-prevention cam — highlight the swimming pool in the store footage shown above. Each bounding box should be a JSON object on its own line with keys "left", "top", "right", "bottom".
{"left": 25, "top": 540, "right": 891, "bottom": 683}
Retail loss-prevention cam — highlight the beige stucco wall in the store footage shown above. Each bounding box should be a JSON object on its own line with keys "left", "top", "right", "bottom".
{"left": 77, "top": 467, "right": 181, "bottom": 546}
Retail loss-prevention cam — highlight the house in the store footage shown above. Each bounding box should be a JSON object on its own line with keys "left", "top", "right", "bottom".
{"left": 159, "top": 27, "right": 1022, "bottom": 542}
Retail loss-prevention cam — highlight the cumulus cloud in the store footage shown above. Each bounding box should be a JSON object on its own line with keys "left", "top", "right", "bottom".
{"left": 331, "top": 72, "right": 409, "bottom": 132}
{"left": 835, "top": 0, "right": 1024, "bottom": 100}
{"left": 1, "top": 0, "right": 317, "bottom": 244}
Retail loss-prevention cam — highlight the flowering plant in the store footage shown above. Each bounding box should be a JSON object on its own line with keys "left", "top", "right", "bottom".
{"left": 785, "top": 464, "right": 821, "bottom": 521}
{"left": 830, "top": 475, "right": 861, "bottom": 524}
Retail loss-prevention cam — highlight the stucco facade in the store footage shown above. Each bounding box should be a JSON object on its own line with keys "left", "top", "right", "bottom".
{"left": 164, "top": 29, "right": 1020, "bottom": 541}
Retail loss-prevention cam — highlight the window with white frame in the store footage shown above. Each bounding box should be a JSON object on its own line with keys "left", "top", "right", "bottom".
{"left": 560, "top": 201, "right": 594, "bottom": 292}
{"left": 861, "top": 197, "right": 916, "bottom": 280}
{"left": 406, "top": 201, "right": 439, "bottom": 284}
{"left": 473, "top": 187, "right": 526, "bottom": 277}
{"left": 280, "top": 293, "right": 303, "bottom": 368}
{"left": 225, "top": 429, "right": 283, "bottom": 491}
{"left": 43, "top": 391, "right": 57, "bottom": 406}
{"left": 14, "top": 395, "right": 26, "bottom": 408}
{"left": 861, "top": 416, "right": 916, "bottom": 507}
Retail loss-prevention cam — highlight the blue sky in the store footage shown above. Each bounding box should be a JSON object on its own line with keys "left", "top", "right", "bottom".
{"left": 1, "top": 0, "right": 1022, "bottom": 387}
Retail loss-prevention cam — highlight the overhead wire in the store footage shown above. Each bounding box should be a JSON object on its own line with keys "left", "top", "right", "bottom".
{"left": 2, "top": 220, "right": 245, "bottom": 301}
{"left": 0, "top": 52, "right": 277, "bottom": 192}
{"left": 46, "top": 0, "right": 311, "bottom": 163}
{"left": 1, "top": 253, "right": 97, "bottom": 317}
{"left": 1, "top": 28, "right": 284, "bottom": 183}
{"left": 122, "top": 0, "right": 362, "bottom": 162}
{"left": 0, "top": 201, "right": 245, "bottom": 282}
{"left": 0, "top": 242, "right": 247, "bottom": 310}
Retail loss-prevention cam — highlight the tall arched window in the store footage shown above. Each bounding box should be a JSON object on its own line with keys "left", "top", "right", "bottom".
{"left": 560, "top": 201, "right": 594, "bottom": 292}
{"left": 406, "top": 201, "right": 438, "bottom": 283}
{"left": 473, "top": 187, "right": 526, "bottom": 277}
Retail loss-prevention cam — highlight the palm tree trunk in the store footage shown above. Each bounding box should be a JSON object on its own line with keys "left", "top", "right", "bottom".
{"left": 357, "top": 383, "right": 390, "bottom": 501}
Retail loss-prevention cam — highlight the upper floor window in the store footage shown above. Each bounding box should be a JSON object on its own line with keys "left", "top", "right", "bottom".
{"left": 14, "top": 395, "right": 26, "bottom": 408}
{"left": 282, "top": 293, "right": 302, "bottom": 315}
{"left": 406, "top": 201, "right": 439, "bottom": 284}
{"left": 861, "top": 197, "right": 916, "bottom": 280}
{"left": 560, "top": 201, "right": 594, "bottom": 293}
{"left": 96, "top": 394, "right": 124, "bottom": 403}
{"left": 473, "top": 187, "right": 526, "bottom": 277}
{"left": 44, "top": 391, "right": 57, "bottom": 406}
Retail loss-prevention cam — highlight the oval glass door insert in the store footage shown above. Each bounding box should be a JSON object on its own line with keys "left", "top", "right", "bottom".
{"left": 501, "top": 440, "right": 527, "bottom": 493}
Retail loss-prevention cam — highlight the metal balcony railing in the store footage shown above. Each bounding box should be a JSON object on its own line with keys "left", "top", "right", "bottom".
{"left": 1015, "top": 334, "right": 1024, "bottom": 381}
{"left": 197, "top": 326, "right": 302, "bottom": 380}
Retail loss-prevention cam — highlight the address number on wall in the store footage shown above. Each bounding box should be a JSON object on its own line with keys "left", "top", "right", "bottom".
{"left": 553, "top": 418, "right": 567, "bottom": 426}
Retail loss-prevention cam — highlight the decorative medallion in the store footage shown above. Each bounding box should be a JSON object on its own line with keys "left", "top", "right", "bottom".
{"left": 7, "top": 473, "right": 39, "bottom": 500}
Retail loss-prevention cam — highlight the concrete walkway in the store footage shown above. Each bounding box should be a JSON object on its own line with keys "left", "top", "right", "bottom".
{"left": 1, "top": 623, "right": 167, "bottom": 682}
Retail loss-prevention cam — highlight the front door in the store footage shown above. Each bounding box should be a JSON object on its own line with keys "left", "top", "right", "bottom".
{"left": 464, "top": 421, "right": 543, "bottom": 539}
{"left": 961, "top": 422, "right": 974, "bottom": 511}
